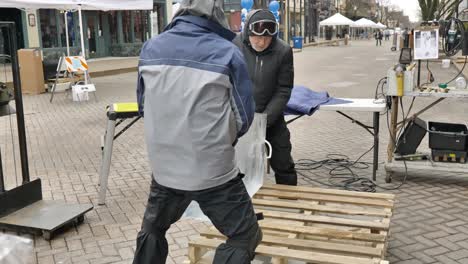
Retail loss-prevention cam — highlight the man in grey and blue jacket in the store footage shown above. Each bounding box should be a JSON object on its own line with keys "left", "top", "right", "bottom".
{"left": 134, "top": 0, "right": 262, "bottom": 263}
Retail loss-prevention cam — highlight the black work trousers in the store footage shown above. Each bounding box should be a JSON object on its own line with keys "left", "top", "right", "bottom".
{"left": 132, "top": 175, "right": 262, "bottom": 264}
{"left": 267, "top": 117, "right": 297, "bottom": 185}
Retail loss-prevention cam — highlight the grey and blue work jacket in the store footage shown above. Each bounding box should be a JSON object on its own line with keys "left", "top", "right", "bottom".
{"left": 137, "top": 15, "right": 255, "bottom": 191}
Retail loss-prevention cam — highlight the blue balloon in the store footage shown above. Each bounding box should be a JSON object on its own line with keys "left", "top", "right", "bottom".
{"left": 269, "top": 1, "right": 280, "bottom": 12}
{"left": 241, "top": 0, "right": 254, "bottom": 10}
{"left": 273, "top": 11, "right": 279, "bottom": 20}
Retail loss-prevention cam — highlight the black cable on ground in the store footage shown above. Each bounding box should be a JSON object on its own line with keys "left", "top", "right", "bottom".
{"left": 295, "top": 78, "right": 414, "bottom": 193}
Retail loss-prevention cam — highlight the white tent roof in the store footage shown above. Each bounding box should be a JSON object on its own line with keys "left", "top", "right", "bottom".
{"left": 351, "top": 18, "right": 378, "bottom": 28}
{"left": 376, "top": 22, "right": 387, "bottom": 29}
{"left": 319, "top": 13, "right": 355, "bottom": 26}
{"left": 0, "top": 0, "right": 153, "bottom": 10}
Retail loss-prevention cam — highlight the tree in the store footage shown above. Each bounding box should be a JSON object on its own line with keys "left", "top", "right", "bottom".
{"left": 344, "top": 0, "right": 364, "bottom": 19}
{"left": 418, "top": 0, "right": 463, "bottom": 21}
{"left": 376, "top": 0, "right": 391, "bottom": 23}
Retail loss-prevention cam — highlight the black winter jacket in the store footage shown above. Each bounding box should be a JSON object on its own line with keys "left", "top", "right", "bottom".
{"left": 233, "top": 17, "right": 294, "bottom": 127}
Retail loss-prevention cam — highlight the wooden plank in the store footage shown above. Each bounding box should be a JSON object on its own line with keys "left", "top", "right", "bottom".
{"left": 255, "top": 189, "right": 394, "bottom": 208}
{"left": 257, "top": 209, "right": 390, "bottom": 230}
{"left": 259, "top": 222, "right": 386, "bottom": 242}
{"left": 200, "top": 229, "right": 383, "bottom": 257}
{"left": 253, "top": 199, "right": 391, "bottom": 217}
{"left": 272, "top": 226, "right": 299, "bottom": 264}
{"left": 188, "top": 245, "right": 207, "bottom": 263}
{"left": 261, "top": 184, "right": 395, "bottom": 200}
{"left": 190, "top": 238, "right": 380, "bottom": 264}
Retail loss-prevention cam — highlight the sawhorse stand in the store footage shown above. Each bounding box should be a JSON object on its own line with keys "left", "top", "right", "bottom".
{"left": 98, "top": 103, "right": 140, "bottom": 205}
{"left": 50, "top": 55, "right": 97, "bottom": 103}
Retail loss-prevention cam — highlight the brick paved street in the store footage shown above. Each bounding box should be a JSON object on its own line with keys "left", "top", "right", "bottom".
{"left": 2, "top": 39, "right": 468, "bottom": 263}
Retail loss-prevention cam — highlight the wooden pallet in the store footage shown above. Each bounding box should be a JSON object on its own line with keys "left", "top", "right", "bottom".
{"left": 185, "top": 184, "right": 395, "bottom": 264}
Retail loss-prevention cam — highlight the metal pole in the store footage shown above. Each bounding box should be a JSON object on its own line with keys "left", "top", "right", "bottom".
{"left": 7, "top": 22, "right": 30, "bottom": 183}
{"left": 300, "top": 0, "right": 302, "bottom": 40}
{"left": 98, "top": 118, "right": 116, "bottom": 205}
{"left": 417, "top": 60, "right": 421, "bottom": 87}
{"left": 293, "top": 0, "right": 296, "bottom": 37}
{"left": 78, "top": 6, "right": 88, "bottom": 84}
{"left": 372, "top": 112, "right": 379, "bottom": 181}
{"left": 64, "top": 11, "right": 70, "bottom": 56}
{"left": 287, "top": 0, "right": 291, "bottom": 42}
{"left": 0, "top": 147, "right": 4, "bottom": 193}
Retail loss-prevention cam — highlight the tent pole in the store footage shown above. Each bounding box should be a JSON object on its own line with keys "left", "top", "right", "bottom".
{"left": 78, "top": 7, "right": 85, "bottom": 59}
{"left": 64, "top": 11, "right": 70, "bottom": 56}
{"left": 78, "top": 5, "right": 88, "bottom": 84}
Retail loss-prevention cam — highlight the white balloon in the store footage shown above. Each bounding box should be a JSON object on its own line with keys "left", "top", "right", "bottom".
{"left": 242, "top": 8, "right": 248, "bottom": 14}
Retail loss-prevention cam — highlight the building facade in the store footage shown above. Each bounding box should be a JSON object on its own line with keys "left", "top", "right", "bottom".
{"left": 0, "top": 0, "right": 172, "bottom": 63}
{"left": 1, "top": 0, "right": 326, "bottom": 62}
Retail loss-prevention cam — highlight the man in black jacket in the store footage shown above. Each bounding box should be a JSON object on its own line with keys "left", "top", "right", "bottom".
{"left": 234, "top": 9, "right": 297, "bottom": 185}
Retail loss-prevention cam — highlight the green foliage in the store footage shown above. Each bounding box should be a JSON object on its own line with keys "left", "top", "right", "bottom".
{"left": 418, "top": 0, "right": 463, "bottom": 20}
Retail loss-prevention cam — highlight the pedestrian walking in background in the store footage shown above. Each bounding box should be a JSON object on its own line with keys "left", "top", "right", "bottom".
{"left": 375, "top": 30, "right": 383, "bottom": 46}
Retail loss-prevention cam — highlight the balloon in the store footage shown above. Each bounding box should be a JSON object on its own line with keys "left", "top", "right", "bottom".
{"left": 241, "top": 0, "right": 254, "bottom": 10}
{"left": 272, "top": 10, "right": 279, "bottom": 22}
{"left": 269, "top": 1, "right": 280, "bottom": 12}
{"left": 241, "top": 8, "right": 248, "bottom": 15}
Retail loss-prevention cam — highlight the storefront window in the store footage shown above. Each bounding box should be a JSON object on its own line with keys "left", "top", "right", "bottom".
{"left": 58, "top": 12, "right": 77, "bottom": 47}
{"left": 122, "top": 11, "right": 132, "bottom": 43}
{"left": 39, "top": 10, "right": 59, "bottom": 48}
{"left": 134, "top": 11, "right": 149, "bottom": 42}
{"left": 109, "top": 11, "right": 118, "bottom": 43}
{"left": 151, "top": 4, "right": 165, "bottom": 36}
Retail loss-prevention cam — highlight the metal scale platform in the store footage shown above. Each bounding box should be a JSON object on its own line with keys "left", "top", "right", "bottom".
{"left": 0, "top": 22, "right": 93, "bottom": 240}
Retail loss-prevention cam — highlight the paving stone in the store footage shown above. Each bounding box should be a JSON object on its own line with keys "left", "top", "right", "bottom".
{"left": 447, "top": 250, "right": 468, "bottom": 261}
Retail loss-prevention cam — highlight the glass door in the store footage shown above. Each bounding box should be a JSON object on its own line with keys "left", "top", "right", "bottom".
{"left": 86, "top": 12, "right": 98, "bottom": 57}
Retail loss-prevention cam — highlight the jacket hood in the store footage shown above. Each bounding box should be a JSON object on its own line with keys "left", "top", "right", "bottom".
{"left": 172, "top": 0, "right": 230, "bottom": 30}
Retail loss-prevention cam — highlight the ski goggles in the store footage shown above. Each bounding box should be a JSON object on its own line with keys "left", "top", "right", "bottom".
{"left": 249, "top": 20, "right": 278, "bottom": 36}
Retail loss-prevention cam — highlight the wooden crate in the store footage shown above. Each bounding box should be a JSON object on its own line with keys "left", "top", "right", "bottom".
{"left": 185, "top": 184, "right": 395, "bottom": 264}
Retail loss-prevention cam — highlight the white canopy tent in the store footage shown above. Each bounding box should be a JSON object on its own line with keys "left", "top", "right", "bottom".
{"left": 318, "top": 13, "right": 354, "bottom": 40}
{"left": 0, "top": 0, "right": 153, "bottom": 83}
{"left": 351, "top": 18, "right": 378, "bottom": 28}
{"left": 350, "top": 18, "right": 378, "bottom": 39}
{"left": 376, "top": 22, "right": 387, "bottom": 29}
{"left": 319, "top": 13, "right": 355, "bottom": 26}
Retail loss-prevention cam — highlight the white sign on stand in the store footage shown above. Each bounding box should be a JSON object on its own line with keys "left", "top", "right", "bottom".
{"left": 72, "top": 84, "right": 96, "bottom": 102}
{"left": 414, "top": 29, "right": 439, "bottom": 60}
{"left": 64, "top": 56, "right": 96, "bottom": 102}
